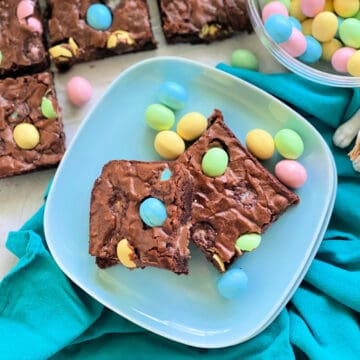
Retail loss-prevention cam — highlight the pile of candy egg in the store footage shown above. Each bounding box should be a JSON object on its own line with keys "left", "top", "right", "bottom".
{"left": 262, "top": 0, "right": 360, "bottom": 76}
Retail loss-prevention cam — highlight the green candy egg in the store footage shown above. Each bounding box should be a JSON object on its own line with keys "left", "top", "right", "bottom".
{"left": 41, "top": 97, "right": 57, "bottom": 119}
{"left": 0, "top": 51, "right": 2, "bottom": 65}
{"left": 339, "top": 18, "right": 360, "bottom": 49}
{"left": 274, "top": 129, "right": 304, "bottom": 160}
{"left": 201, "top": 147, "right": 229, "bottom": 177}
{"left": 231, "top": 49, "right": 259, "bottom": 71}
{"left": 236, "top": 233, "right": 262, "bottom": 252}
{"left": 145, "top": 103, "right": 175, "bottom": 131}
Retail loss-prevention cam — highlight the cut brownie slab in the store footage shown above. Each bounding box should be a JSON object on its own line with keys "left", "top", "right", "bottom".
{"left": 177, "top": 109, "right": 299, "bottom": 272}
{"left": 0, "top": 0, "right": 48, "bottom": 78}
{"left": 46, "top": 0, "right": 157, "bottom": 71}
{"left": 89, "top": 161, "right": 193, "bottom": 274}
{"left": 158, "top": 0, "right": 252, "bottom": 44}
{"left": 0, "top": 72, "right": 65, "bottom": 178}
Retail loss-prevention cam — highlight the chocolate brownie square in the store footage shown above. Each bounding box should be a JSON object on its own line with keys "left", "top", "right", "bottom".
{"left": 177, "top": 110, "right": 299, "bottom": 272}
{"left": 46, "top": 0, "right": 157, "bottom": 71}
{"left": 0, "top": 0, "right": 48, "bottom": 78}
{"left": 89, "top": 160, "right": 193, "bottom": 274}
{"left": 158, "top": 0, "right": 252, "bottom": 44}
{"left": 0, "top": 72, "right": 65, "bottom": 178}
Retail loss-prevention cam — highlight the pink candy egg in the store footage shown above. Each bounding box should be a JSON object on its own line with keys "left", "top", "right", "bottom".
{"left": 262, "top": 1, "right": 289, "bottom": 22}
{"left": 279, "top": 28, "right": 307, "bottom": 57}
{"left": 300, "top": 0, "right": 325, "bottom": 17}
{"left": 66, "top": 76, "right": 93, "bottom": 106}
{"left": 275, "top": 160, "right": 307, "bottom": 188}
{"left": 331, "top": 47, "right": 357, "bottom": 73}
{"left": 17, "top": 0, "right": 34, "bottom": 20}
{"left": 27, "top": 17, "right": 43, "bottom": 34}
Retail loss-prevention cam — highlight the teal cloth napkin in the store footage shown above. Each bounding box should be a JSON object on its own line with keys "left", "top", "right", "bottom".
{"left": 1, "top": 67, "right": 360, "bottom": 360}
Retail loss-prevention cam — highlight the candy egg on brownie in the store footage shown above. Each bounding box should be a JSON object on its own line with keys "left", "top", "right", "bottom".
{"left": 13, "top": 123, "right": 40, "bottom": 150}
{"left": 201, "top": 147, "right": 229, "bottom": 177}
{"left": 158, "top": 81, "right": 188, "bottom": 111}
{"left": 139, "top": 197, "right": 167, "bottom": 227}
{"left": 86, "top": 3, "right": 112, "bottom": 31}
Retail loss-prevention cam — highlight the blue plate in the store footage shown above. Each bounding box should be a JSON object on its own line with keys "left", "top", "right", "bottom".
{"left": 44, "top": 57, "right": 336, "bottom": 348}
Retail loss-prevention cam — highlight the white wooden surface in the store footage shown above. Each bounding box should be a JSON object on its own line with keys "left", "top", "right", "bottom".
{"left": 0, "top": 2, "right": 285, "bottom": 280}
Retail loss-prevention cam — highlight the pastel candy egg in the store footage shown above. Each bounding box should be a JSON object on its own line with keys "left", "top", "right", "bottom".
{"left": 201, "top": 147, "right": 229, "bottom": 177}
{"left": 66, "top": 76, "right": 93, "bottom": 106}
{"left": 158, "top": 81, "right": 188, "bottom": 111}
{"left": 176, "top": 112, "right": 207, "bottom": 141}
{"left": 274, "top": 129, "right": 304, "bottom": 159}
{"left": 331, "top": 47, "right": 356, "bottom": 73}
{"left": 160, "top": 168, "right": 172, "bottom": 181}
{"left": 324, "top": 0, "right": 334, "bottom": 12}
{"left": 217, "top": 268, "right": 248, "bottom": 300}
{"left": 339, "top": 18, "right": 360, "bottom": 48}
{"left": 265, "top": 0, "right": 290, "bottom": 11}
{"left": 289, "top": 0, "right": 307, "bottom": 21}
{"left": 230, "top": 49, "right": 259, "bottom": 70}
{"left": 312, "top": 12, "right": 338, "bottom": 42}
{"left": 321, "top": 38, "right": 343, "bottom": 61}
{"left": 264, "top": 14, "right": 293, "bottom": 44}
{"left": 262, "top": 1, "right": 289, "bottom": 22}
{"left": 13, "top": 123, "right": 40, "bottom": 150}
{"left": 354, "top": 9, "right": 360, "bottom": 20}
{"left": 154, "top": 131, "right": 185, "bottom": 159}
{"left": 334, "top": 0, "right": 359, "bottom": 18}
{"left": 347, "top": 50, "right": 360, "bottom": 76}
{"left": 139, "top": 197, "right": 167, "bottom": 227}
{"left": 289, "top": 16, "right": 302, "bottom": 31}
{"left": 236, "top": 233, "right": 262, "bottom": 252}
{"left": 145, "top": 104, "right": 175, "bottom": 131}
{"left": 301, "top": 19, "right": 314, "bottom": 36}
{"left": 275, "top": 160, "right": 307, "bottom": 188}
{"left": 17, "top": 1, "right": 34, "bottom": 20}
{"left": 335, "top": 17, "right": 344, "bottom": 39}
{"left": 245, "top": 129, "right": 274, "bottom": 160}
{"left": 86, "top": 4, "right": 112, "bottom": 31}
{"left": 116, "top": 239, "right": 136, "bottom": 268}
{"left": 27, "top": 17, "right": 43, "bottom": 34}
{"left": 41, "top": 97, "right": 57, "bottom": 119}
{"left": 279, "top": 28, "right": 307, "bottom": 57}
{"left": 298, "top": 36, "right": 322, "bottom": 64}
{"left": 300, "top": 0, "right": 325, "bottom": 17}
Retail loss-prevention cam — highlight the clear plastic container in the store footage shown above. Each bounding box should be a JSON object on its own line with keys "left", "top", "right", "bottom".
{"left": 247, "top": 0, "right": 360, "bottom": 87}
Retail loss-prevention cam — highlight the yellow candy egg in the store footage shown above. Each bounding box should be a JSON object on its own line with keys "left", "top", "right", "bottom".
{"left": 116, "top": 239, "right": 136, "bottom": 268}
{"left": 347, "top": 50, "right": 360, "bottom": 76}
{"left": 13, "top": 123, "right": 40, "bottom": 150}
{"left": 323, "top": 0, "right": 334, "bottom": 12}
{"left": 290, "top": 0, "right": 307, "bottom": 21}
{"left": 312, "top": 11, "right": 338, "bottom": 42}
{"left": 334, "top": 0, "right": 359, "bottom": 18}
{"left": 177, "top": 112, "right": 207, "bottom": 141}
{"left": 245, "top": 129, "right": 275, "bottom": 160}
{"left": 154, "top": 130, "right": 185, "bottom": 159}
{"left": 301, "top": 18, "right": 314, "bottom": 36}
{"left": 321, "top": 38, "right": 343, "bottom": 61}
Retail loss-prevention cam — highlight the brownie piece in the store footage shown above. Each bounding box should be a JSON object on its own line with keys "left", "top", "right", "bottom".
{"left": 89, "top": 161, "right": 193, "bottom": 274}
{"left": 177, "top": 109, "right": 299, "bottom": 272}
{"left": 158, "top": 0, "right": 252, "bottom": 44}
{"left": 0, "top": 72, "right": 65, "bottom": 178}
{"left": 46, "top": 0, "right": 157, "bottom": 71}
{"left": 0, "top": 0, "right": 48, "bottom": 78}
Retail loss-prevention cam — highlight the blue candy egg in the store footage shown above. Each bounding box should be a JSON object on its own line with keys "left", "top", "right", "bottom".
{"left": 217, "top": 268, "right": 248, "bottom": 300}
{"left": 158, "top": 81, "right": 188, "bottom": 111}
{"left": 264, "top": 14, "right": 293, "bottom": 44}
{"left": 289, "top": 16, "right": 302, "bottom": 31}
{"left": 139, "top": 197, "right": 167, "bottom": 227}
{"left": 160, "top": 168, "right": 172, "bottom": 181}
{"left": 336, "top": 17, "right": 344, "bottom": 39}
{"left": 86, "top": 4, "right": 112, "bottom": 31}
{"left": 298, "top": 36, "right": 322, "bottom": 64}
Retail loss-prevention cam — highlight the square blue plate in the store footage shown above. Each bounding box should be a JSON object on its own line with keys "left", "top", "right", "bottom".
{"left": 44, "top": 57, "right": 336, "bottom": 348}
